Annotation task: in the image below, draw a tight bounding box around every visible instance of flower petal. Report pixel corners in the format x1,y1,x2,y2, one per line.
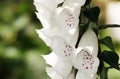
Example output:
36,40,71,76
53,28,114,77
76,71,95,79
78,28,98,56
35,11,51,28
36,29,52,46
53,55,73,78
34,0,63,28
52,7,79,45
51,36,75,59
42,52,58,67
34,0,62,13
63,0,86,7
72,48,99,76
46,67,63,79
43,52,73,79
53,7,79,34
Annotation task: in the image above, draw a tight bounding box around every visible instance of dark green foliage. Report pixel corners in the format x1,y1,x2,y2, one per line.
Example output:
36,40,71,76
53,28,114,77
101,51,119,70
100,67,109,79
99,24,120,29
100,36,115,52
83,7,100,24
84,0,92,6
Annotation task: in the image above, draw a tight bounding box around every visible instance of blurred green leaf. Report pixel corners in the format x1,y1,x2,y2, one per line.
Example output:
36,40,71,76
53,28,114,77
2,47,22,59
0,25,17,44
0,56,25,79
24,51,50,79
12,14,30,31
100,36,115,52
0,0,51,78
101,51,119,70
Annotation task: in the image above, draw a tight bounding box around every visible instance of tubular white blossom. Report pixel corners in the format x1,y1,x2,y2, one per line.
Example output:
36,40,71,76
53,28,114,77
72,28,99,78
34,0,84,46
77,28,98,56
72,48,99,76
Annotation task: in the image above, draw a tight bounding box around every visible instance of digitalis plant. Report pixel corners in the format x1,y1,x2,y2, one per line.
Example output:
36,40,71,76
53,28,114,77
34,0,120,79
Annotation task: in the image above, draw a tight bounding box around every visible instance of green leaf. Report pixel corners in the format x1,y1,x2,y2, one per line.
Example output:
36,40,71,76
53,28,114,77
101,51,119,70
100,36,115,52
100,67,108,79
83,7,100,23
84,0,92,6
99,24,120,29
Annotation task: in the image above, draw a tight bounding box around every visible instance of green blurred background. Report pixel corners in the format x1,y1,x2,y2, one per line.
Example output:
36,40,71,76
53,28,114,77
0,0,120,79
0,0,51,79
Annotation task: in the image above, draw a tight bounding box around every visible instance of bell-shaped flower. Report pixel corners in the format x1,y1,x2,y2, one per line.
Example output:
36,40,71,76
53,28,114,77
72,28,99,79
42,28,99,79
42,36,75,79
34,0,86,46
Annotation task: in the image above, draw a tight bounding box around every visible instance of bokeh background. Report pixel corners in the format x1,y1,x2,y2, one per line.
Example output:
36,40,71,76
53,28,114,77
0,0,120,79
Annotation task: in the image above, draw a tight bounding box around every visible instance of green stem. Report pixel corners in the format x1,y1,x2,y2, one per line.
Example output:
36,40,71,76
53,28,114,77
99,24,120,29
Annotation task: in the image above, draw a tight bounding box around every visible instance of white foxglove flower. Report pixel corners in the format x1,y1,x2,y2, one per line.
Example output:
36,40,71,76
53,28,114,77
72,28,99,79
43,29,99,79
77,28,99,56
34,0,100,79
43,36,74,79
34,0,86,46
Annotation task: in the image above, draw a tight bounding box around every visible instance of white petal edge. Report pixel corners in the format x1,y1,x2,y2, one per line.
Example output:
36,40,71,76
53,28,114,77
53,55,73,78
76,71,96,79
63,0,86,7
42,52,58,67
46,67,63,79
34,0,64,28
72,48,99,76
42,51,73,79
36,29,52,46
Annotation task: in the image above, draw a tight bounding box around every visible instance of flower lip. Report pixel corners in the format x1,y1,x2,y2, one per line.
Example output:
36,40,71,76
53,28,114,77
51,36,75,60
72,47,99,76
79,49,95,70
53,7,78,29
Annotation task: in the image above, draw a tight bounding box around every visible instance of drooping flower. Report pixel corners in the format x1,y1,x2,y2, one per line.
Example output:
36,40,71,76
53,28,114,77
72,28,99,79
34,0,86,46
43,36,75,79
42,28,99,79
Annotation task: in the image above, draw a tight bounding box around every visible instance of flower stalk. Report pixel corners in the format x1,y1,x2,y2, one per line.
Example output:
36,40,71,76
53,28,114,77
34,0,120,79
